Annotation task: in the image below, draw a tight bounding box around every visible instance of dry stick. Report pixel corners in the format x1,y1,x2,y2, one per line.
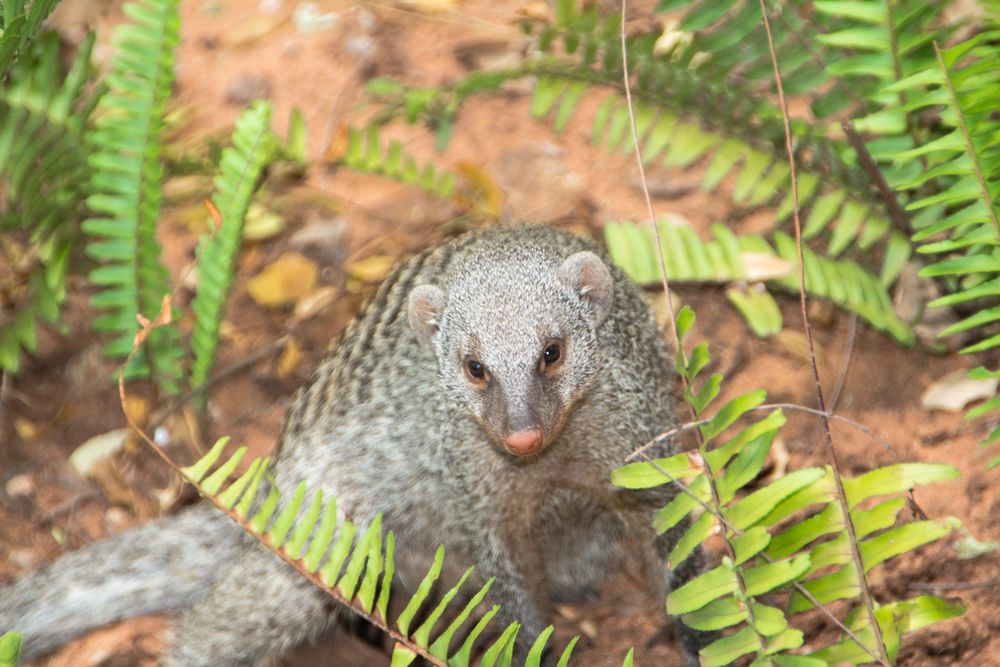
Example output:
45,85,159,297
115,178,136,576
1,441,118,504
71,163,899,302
841,120,912,236
758,2,890,664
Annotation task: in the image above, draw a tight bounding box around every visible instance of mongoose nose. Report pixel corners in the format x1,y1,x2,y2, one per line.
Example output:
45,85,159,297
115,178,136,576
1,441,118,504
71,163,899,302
503,429,544,456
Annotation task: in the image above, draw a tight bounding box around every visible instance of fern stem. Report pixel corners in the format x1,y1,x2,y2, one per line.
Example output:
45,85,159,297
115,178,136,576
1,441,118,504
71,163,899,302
841,120,912,236
934,40,1000,237
759,2,890,663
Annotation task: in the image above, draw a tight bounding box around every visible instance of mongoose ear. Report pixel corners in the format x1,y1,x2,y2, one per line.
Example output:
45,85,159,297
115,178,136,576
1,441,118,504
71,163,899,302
559,251,613,327
408,284,447,350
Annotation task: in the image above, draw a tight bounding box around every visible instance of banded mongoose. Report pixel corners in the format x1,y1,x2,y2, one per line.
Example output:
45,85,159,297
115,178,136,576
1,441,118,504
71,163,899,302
0,224,710,664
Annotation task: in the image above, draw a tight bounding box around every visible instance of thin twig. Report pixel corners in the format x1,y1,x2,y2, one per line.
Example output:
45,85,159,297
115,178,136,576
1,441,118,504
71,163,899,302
840,120,912,236
758,2,889,663
620,2,678,345
627,402,897,463
827,313,858,414
618,0,773,648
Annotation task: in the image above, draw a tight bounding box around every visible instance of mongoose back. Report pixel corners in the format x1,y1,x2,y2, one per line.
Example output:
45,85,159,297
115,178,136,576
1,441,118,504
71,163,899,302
1,225,709,664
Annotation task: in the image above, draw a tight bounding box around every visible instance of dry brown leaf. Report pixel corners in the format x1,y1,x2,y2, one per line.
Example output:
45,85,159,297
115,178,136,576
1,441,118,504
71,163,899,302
396,0,458,14
455,161,504,218
226,15,287,47
123,396,149,430
277,338,302,379
921,369,999,413
293,286,339,322
247,252,319,307
764,437,790,483
69,429,129,478
346,254,395,283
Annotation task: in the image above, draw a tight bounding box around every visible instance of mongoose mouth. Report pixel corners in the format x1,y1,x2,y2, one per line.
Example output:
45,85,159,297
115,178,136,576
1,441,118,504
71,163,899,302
503,428,544,456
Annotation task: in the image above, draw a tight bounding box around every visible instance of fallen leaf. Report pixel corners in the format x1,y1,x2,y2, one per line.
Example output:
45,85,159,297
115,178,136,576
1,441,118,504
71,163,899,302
741,252,793,282
13,417,40,440
277,337,302,378
953,528,1000,560
763,438,790,483
396,0,457,13
5,473,34,497
226,15,287,47
921,368,999,412
123,396,149,429
247,252,319,307
346,254,395,283
69,429,129,478
293,286,338,322
243,202,285,241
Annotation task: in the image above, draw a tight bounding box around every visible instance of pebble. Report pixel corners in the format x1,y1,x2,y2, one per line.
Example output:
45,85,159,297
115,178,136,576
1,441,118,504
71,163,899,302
5,473,35,498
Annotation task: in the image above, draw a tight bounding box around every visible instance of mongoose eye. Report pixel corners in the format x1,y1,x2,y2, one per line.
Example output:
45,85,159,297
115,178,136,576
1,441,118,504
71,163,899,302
465,358,487,382
539,341,563,373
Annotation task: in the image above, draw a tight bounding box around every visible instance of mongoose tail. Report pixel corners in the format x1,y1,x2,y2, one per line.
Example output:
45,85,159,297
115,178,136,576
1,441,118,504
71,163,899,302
0,506,240,659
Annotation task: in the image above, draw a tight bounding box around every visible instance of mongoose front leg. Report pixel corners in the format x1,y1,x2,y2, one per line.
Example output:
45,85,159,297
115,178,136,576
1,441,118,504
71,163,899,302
658,523,717,667
166,546,336,666
473,533,550,662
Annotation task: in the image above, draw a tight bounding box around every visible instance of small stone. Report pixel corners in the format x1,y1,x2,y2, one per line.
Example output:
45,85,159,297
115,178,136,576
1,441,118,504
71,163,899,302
10,549,35,569
5,473,35,498
225,76,272,106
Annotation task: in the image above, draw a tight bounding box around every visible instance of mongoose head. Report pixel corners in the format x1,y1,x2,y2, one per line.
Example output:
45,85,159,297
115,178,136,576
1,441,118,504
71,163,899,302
408,249,613,458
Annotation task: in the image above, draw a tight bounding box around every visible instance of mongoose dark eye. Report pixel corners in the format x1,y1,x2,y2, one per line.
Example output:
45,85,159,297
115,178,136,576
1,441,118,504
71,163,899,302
539,341,563,374
465,358,487,382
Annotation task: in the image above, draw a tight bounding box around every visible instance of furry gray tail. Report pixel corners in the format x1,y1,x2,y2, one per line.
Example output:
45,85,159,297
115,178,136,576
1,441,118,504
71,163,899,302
0,504,243,660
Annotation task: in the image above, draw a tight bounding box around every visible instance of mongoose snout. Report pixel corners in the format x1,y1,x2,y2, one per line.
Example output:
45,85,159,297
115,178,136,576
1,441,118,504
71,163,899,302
503,428,544,455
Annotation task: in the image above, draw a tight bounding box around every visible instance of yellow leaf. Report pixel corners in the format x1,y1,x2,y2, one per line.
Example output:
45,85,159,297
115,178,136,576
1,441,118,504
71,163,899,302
277,338,302,378
243,202,285,241
14,417,40,440
346,254,395,283
123,396,150,429
247,252,319,307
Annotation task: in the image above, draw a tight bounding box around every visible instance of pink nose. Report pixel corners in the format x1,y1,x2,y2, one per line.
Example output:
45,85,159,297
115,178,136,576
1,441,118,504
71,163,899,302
504,429,544,456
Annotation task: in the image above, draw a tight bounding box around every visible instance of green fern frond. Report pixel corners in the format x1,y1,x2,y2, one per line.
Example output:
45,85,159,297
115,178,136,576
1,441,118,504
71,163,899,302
189,100,277,397
0,631,21,667
0,32,96,374
613,306,962,665
336,125,456,197
178,437,640,666
0,0,61,75
82,0,184,394
604,219,913,343
885,29,1000,455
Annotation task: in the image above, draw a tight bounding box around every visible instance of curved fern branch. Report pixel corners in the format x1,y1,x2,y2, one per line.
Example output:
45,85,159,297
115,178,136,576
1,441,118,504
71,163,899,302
188,100,277,398
82,0,184,394
158,435,637,666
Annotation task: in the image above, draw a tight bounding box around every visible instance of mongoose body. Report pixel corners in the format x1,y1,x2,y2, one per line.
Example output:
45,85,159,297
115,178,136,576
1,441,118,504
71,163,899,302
1,225,706,664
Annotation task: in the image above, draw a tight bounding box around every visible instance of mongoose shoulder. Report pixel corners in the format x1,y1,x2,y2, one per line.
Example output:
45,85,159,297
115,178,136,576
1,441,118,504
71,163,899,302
2,224,709,665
